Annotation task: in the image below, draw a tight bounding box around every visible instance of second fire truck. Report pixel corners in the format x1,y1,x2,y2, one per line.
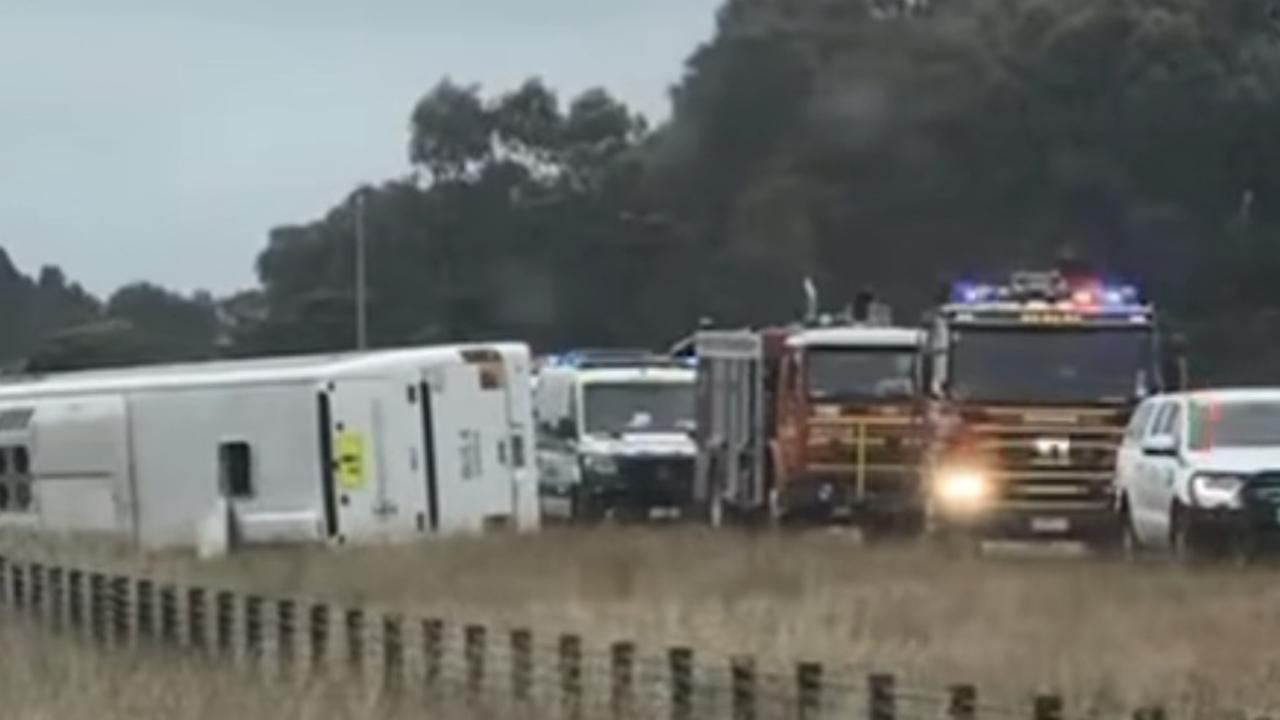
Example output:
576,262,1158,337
921,269,1181,548
692,295,926,536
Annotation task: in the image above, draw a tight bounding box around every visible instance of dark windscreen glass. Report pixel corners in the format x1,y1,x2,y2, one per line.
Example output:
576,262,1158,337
950,327,1152,403
1189,400,1280,448
583,383,694,435
807,348,916,400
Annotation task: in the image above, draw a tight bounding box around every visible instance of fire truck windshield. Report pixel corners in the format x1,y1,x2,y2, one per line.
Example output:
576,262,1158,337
949,326,1152,404
806,347,916,400
582,382,695,435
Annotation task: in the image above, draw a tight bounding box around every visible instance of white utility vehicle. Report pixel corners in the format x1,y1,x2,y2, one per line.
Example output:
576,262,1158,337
533,350,696,522
1115,388,1280,558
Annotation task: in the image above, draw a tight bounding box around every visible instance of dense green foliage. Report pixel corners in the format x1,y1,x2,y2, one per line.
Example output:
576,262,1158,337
5,0,1280,382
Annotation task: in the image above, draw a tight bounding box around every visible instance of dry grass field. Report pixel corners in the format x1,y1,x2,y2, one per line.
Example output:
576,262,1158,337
4,528,1280,718
0,620,430,720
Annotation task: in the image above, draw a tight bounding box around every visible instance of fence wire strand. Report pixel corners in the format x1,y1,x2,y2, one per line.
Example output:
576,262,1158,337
0,554,1239,720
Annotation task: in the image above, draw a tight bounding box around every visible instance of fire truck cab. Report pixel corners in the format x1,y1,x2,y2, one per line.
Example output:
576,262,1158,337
693,318,926,534
923,270,1173,546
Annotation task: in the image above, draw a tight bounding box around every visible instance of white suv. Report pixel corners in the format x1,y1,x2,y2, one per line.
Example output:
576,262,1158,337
1115,389,1280,559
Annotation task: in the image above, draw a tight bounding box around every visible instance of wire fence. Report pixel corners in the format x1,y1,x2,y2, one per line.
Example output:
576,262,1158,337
0,553,1234,720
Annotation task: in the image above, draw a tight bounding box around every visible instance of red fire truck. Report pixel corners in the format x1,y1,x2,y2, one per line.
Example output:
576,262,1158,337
692,305,926,536
921,269,1183,548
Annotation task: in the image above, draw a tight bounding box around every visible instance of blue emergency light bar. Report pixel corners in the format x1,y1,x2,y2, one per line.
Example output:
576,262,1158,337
950,277,1141,308
544,349,690,370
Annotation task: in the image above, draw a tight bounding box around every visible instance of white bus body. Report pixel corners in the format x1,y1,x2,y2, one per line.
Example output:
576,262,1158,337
0,343,539,550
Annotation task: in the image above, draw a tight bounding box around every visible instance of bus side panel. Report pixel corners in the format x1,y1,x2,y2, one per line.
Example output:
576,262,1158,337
129,384,321,550
426,363,511,533
324,378,396,543
370,373,432,538
500,348,539,532
29,394,131,536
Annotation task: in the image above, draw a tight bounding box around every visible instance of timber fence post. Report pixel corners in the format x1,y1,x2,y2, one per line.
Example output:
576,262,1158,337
610,641,636,719
89,572,107,645
276,598,296,679
870,673,896,720
669,646,694,720
797,661,823,720
464,624,487,703
188,587,207,652
68,570,84,632
160,584,178,646
559,634,584,720
1034,695,1064,720
731,656,757,720
381,613,404,695
1134,707,1167,720
216,590,236,658
12,562,26,611
345,608,366,677
422,618,444,694
136,579,155,641
949,685,977,720
511,629,534,706
48,566,64,632
30,563,44,618
309,602,330,675
245,595,265,663
110,575,130,646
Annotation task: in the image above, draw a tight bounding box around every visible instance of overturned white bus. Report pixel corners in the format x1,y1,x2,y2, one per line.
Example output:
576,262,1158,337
0,343,539,551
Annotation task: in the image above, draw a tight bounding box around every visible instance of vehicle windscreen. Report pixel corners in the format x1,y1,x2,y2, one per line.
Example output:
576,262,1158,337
583,382,695,435
807,348,916,400
949,327,1152,404
1189,400,1280,449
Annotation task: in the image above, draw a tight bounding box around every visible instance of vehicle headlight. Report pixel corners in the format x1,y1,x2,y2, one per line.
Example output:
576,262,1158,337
1190,473,1245,510
581,454,619,476
935,468,991,508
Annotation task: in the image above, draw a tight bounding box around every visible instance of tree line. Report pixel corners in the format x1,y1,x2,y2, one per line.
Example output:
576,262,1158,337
4,0,1280,383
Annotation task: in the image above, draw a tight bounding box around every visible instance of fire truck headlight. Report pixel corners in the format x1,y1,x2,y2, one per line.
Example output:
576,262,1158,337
935,469,990,507
582,454,619,476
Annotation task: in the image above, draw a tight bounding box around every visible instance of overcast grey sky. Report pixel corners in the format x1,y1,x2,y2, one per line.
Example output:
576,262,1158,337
0,0,721,295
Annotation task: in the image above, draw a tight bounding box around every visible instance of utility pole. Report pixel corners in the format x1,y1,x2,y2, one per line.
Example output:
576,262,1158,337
354,188,369,351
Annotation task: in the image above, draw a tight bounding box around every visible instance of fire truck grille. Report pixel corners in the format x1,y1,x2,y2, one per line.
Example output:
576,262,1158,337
807,420,923,476
972,422,1124,507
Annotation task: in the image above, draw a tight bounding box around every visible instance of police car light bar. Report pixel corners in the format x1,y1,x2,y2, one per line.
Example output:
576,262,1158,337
546,349,688,370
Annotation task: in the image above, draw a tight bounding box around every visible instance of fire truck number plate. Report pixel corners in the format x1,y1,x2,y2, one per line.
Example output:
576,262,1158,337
1030,516,1069,533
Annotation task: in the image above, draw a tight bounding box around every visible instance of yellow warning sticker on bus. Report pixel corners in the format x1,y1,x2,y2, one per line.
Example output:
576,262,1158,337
335,430,367,490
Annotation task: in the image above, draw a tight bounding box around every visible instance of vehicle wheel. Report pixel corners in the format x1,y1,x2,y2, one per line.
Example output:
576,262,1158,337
1170,503,1206,564
1224,526,1256,567
859,517,889,546
925,518,981,559
1086,532,1119,558
571,487,605,526
1120,507,1144,562
865,509,925,546
1084,514,1124,558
